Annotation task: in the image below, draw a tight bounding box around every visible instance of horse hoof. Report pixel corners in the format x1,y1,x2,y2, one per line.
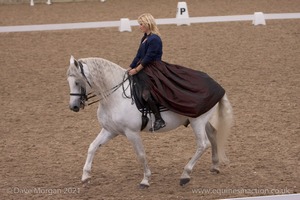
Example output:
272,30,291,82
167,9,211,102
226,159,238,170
210,168,220,174
139,184,149,189
82,177,91,187
180,178,190,186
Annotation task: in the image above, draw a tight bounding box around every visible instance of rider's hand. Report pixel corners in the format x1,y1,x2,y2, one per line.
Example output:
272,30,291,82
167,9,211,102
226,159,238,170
128,68,138,76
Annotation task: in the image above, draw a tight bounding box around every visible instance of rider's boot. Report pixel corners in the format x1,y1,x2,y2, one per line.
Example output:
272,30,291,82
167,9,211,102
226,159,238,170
147,97,166,131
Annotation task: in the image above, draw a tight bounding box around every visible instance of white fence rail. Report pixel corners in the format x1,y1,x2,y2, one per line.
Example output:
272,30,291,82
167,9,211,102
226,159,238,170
0,13,299,33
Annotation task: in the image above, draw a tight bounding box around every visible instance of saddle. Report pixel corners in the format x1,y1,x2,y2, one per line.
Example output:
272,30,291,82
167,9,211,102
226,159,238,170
127,75,190,131
128,76,168,131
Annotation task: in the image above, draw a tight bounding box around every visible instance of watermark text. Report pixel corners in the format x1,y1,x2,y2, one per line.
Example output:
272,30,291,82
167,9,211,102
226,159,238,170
6,187,80,196
192,187,292,195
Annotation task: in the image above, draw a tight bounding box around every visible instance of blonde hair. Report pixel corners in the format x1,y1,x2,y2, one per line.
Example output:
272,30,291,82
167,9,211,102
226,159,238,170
138,13,161,36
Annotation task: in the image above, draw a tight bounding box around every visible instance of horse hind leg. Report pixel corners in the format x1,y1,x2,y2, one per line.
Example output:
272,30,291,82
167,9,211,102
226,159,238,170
180,121,211,186
180,107,216,186
206,122,220,174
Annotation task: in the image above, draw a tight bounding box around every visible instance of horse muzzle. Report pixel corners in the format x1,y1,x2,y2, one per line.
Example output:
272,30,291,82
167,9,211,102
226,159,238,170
69,90,87,112
69,99,85,112
70,104,80,112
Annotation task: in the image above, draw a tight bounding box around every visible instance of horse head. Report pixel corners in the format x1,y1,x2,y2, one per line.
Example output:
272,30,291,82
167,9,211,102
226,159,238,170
67,55,92,112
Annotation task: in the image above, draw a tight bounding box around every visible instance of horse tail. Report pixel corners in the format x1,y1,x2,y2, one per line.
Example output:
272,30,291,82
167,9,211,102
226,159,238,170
211,93,233,164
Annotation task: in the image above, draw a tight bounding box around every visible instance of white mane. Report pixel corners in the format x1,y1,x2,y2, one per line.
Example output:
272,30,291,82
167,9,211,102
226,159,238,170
79,57,126,101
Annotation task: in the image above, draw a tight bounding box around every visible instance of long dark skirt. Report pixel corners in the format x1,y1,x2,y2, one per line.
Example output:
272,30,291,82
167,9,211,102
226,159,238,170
133,61,225,118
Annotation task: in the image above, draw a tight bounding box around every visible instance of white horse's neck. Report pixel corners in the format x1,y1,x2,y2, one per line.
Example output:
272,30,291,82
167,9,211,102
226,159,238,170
80,57,126,102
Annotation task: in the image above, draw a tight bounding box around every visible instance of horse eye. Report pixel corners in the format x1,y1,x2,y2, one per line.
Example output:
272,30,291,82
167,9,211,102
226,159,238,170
75,82,79,86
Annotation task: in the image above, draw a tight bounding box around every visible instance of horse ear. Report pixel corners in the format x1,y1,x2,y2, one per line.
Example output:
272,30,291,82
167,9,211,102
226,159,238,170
70,55,75,64
70,55,79,68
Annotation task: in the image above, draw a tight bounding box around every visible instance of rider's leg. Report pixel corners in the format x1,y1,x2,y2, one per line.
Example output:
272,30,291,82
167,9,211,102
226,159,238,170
142,90,166,131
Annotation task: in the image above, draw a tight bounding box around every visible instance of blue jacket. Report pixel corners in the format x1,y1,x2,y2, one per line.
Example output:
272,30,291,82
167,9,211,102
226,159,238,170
130,33,163,68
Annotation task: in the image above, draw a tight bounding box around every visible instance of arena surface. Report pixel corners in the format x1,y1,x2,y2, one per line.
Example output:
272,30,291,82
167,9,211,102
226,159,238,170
0,0,299,199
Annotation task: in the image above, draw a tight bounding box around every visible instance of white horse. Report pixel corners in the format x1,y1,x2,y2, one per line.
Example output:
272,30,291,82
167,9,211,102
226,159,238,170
67,56,233,188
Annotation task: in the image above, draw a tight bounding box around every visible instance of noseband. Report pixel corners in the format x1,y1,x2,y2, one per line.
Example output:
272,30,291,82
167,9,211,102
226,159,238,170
70,86,89,109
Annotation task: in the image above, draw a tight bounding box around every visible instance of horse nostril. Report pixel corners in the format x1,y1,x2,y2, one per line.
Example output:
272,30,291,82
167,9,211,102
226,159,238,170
71,106,80,112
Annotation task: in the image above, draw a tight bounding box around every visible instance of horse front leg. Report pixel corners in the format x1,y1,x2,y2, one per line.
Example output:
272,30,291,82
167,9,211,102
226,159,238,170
82,128,117,185
125,131,151,188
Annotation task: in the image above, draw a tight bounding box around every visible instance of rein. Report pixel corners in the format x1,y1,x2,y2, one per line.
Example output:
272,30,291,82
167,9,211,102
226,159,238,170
73,72,131,106
88,73,130,105
70,60,132,107
90,73,134,106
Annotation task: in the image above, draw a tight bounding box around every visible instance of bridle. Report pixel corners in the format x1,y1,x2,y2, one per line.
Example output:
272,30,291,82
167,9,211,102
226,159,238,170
69,61,93,109
70,86,89,108
69,61,131,108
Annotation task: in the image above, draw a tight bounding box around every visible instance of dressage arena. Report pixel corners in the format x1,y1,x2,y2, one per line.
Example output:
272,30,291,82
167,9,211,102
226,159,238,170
0,0,299,199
